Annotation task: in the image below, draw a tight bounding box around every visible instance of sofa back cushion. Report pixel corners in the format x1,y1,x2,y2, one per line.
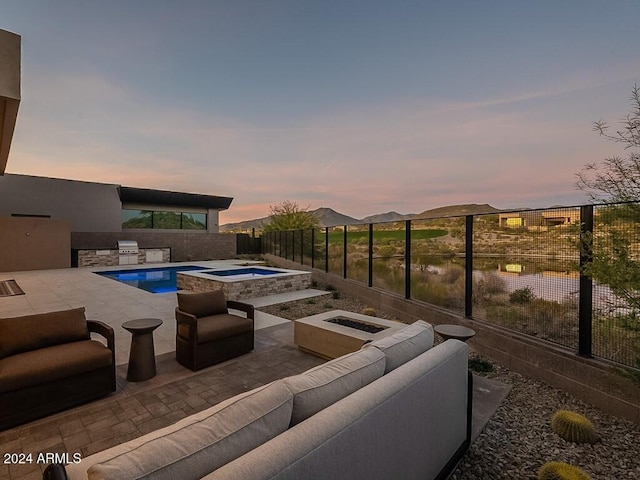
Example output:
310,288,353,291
363,320,434,373
177,290,228,318
283,347,385,427
82,381,293,480
0,307,89,359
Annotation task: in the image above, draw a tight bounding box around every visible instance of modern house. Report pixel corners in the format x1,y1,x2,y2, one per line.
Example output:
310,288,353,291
498,208,580,230
0,29,236,272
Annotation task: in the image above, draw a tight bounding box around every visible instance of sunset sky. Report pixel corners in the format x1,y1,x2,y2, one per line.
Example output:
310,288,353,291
2,1,639,224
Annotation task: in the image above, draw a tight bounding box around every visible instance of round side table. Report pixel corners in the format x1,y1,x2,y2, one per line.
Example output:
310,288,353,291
434,324,476,342
122,318,163,382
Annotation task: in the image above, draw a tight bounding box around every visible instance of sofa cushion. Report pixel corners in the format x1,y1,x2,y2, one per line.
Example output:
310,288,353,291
177,290,228,318
81,381,293,480
0,340,112,393
196,314,253,343
363,320,434,373
283,347,385,427
0,307,89,359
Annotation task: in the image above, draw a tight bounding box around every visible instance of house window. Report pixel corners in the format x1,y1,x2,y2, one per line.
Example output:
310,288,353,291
122,210,207,230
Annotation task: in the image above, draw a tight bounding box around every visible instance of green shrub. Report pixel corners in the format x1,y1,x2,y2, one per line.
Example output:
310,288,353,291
537,461,591,480
510,286,535,304
550,410,598,444
332,291,341,299
468,357,494,373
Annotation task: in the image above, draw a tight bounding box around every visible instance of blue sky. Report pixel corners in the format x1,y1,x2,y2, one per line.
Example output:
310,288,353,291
2,1,639,223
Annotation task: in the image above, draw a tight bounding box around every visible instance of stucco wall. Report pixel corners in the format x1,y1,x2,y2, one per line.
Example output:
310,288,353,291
0,174,122,232
0,29,21,175
0,217,70,271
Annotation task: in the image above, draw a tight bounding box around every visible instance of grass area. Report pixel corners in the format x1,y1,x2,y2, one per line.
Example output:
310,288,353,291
328,228,447,243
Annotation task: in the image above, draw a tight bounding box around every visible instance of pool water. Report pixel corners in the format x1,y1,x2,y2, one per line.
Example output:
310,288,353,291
96,265,207,293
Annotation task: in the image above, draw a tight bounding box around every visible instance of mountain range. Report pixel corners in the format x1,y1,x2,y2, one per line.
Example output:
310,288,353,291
220,203,501,232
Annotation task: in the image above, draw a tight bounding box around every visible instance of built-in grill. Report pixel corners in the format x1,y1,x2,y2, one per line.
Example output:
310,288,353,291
117,240,139,265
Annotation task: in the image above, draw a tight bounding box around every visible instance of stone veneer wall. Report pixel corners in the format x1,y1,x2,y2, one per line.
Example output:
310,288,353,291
177,272,311,301
71,231,236,262
264,254,640,425
77,248,171,267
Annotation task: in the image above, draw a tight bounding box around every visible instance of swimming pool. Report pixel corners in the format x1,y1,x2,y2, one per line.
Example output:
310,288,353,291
96,265,208,293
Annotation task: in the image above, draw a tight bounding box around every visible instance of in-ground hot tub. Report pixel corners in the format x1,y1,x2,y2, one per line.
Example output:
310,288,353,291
177,266,312,300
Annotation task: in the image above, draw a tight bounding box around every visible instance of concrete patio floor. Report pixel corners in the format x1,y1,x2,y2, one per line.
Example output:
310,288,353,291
0,264,510,480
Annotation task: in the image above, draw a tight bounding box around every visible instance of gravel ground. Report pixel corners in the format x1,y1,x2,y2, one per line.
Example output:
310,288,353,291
258,292,640,480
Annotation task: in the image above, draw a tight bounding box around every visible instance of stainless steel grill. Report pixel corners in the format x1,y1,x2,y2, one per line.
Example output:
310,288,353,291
117,240,139,265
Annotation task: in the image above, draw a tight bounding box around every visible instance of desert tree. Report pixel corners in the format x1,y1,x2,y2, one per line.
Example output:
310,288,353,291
262,200,320,232
575,85,640,326
576,84,640,205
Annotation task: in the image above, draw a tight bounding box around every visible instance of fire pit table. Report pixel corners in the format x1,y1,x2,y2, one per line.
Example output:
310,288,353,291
294,310,406,360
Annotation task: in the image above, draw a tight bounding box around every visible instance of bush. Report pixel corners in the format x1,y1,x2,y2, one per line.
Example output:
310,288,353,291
468,357,494,373
510,286,535,304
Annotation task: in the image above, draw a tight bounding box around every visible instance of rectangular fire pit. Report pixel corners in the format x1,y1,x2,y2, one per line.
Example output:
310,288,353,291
294,310,405,360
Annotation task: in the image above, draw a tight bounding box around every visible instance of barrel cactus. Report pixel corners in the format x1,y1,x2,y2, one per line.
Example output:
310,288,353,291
551,410,598,444
361,307,376,316
538,461,591,480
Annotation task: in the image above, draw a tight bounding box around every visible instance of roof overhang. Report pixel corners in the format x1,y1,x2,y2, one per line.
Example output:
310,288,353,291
119,186,233,210
0,29,21,175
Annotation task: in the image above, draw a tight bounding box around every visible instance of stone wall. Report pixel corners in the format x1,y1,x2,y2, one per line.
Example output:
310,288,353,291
76,248,171,267
177,271,311,300
264,254,640,425
71,231,236,261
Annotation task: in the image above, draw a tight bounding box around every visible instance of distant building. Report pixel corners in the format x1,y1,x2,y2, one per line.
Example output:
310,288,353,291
499,209,580,230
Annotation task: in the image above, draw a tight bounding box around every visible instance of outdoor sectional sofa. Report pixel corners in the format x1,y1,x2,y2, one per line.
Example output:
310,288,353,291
48,320,472,480
0,307,116,431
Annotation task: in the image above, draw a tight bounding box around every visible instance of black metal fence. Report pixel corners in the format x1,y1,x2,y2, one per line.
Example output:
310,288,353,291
262,203,640,370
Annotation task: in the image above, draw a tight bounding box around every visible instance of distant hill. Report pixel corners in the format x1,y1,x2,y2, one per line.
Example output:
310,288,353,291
414,204,501,218
360,211,413,223
220,215,270,233
220,203,502,232
219,207,359,232
313,207,359,226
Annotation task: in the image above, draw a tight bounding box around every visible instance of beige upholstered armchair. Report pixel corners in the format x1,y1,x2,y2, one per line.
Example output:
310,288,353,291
175,290,254,371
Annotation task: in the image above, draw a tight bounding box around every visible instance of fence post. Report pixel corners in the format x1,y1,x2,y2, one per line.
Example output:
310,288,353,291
465,215,473,318
343,226,348,279
579,205,594,358
405,220,411,299
368,224,373,287
300,229,304,265
325,228,329,273
311,229,315,268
